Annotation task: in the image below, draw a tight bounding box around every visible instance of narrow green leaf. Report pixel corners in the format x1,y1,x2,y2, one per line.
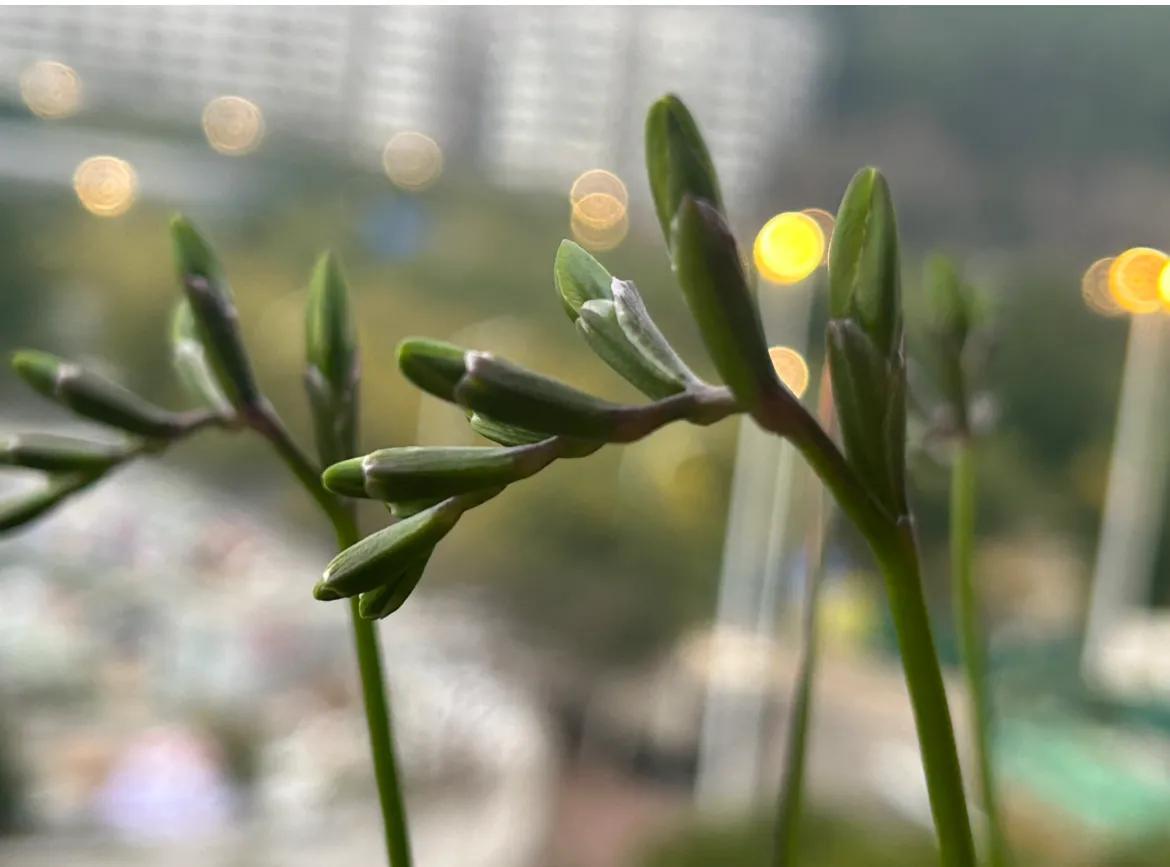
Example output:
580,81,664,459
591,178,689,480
12,350,192,439
325,441,560,502
0,432,132,473
645,94,724,248
670,197,778,411
828,168,902,360
171,301,232,415
171,215,262,411
554,239,613,320
397,338,469,403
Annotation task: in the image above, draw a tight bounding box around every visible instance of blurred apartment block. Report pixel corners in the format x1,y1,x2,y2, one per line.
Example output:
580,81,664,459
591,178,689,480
0,6,819,218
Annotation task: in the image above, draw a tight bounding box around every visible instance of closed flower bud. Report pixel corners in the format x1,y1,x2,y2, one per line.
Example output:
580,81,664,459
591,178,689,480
397,338,469,403
0,432,131,473
314,490,495,601
324,440,560,503
670,197,778,413
305,252,359,465
829,168,902,361
577,299,683,399
171,301,232,416
824,168,909,515
171,215,262,411
357,555,431,619
645,94,724,248
12,350,193,439
556,240,696,399
455,352,625,441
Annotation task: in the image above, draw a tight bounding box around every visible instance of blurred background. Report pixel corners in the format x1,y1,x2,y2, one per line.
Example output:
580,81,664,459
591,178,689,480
1,6,1170,866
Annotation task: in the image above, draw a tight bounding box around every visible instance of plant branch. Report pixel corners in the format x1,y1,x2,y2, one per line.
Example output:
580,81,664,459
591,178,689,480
952,438,1008,867
756,392,976,867
247,400,413,867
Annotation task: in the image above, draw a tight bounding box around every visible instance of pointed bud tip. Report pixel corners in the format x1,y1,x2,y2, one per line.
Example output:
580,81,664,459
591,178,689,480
170,214,216,278
313,580,343,602
321,457,367,498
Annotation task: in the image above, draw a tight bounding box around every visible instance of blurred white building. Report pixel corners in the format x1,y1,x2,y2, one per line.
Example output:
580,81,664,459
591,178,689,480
0,6,821,214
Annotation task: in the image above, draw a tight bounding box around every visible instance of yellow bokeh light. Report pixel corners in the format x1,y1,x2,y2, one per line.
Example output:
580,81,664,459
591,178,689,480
1108,247,1167,314
73,156,137,218
1081,257,1124,317
568,169,628,247
20,60,82,119
383,131,443,191
202,96,265,156
571,207,628,252
754,211,826,286
570,169,628,211
1159,260,1170,309
768,345,810,398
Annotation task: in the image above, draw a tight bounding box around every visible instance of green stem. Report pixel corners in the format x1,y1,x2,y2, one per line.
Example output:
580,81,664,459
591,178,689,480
759,399,976,867
249,402,412,867
772,471,827,867
952,439,1008,867
874,521,976,867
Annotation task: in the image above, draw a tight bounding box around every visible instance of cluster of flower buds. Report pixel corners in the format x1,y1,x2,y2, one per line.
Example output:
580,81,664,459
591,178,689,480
315,94,908,619
2,215,361,537
1,340,225,529
825,169,910,518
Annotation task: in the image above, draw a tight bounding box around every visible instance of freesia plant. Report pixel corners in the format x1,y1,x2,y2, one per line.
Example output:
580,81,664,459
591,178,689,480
2,94,985,866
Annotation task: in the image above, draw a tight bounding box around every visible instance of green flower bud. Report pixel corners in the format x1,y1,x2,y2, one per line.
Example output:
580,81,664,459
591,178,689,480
12,350,193,439
314,491,493,600
645,94,724,248
827,320,906,515
577,299,683,399
305,252,359,465
171,215,262,411
670,196,777,412
454,352,618,441
357,554,430,619
0,433,132,473
397,338,469,403
171,301,232,416
829,168,902,360
923,255,971,349
324,440,560,503
611,278,702,389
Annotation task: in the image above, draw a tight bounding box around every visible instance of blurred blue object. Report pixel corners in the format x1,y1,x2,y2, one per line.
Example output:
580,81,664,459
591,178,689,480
359,196,431,261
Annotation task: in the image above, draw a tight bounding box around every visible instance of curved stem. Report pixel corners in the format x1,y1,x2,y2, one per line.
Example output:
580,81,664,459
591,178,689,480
952,439,1009,867
249,401,412,867
757,397,976,867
